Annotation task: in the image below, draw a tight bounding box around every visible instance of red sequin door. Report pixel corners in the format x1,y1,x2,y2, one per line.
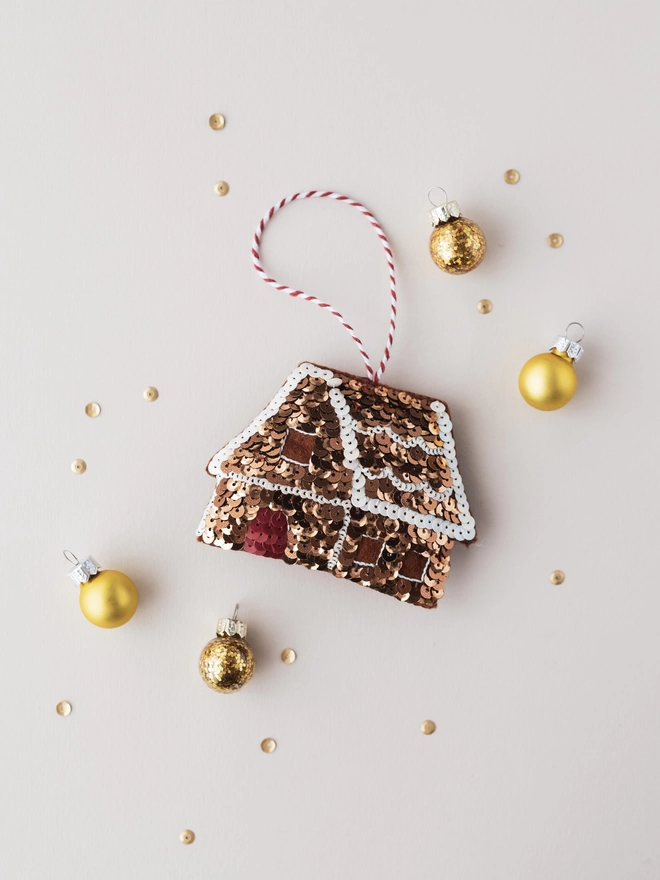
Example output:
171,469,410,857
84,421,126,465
244,508,288,559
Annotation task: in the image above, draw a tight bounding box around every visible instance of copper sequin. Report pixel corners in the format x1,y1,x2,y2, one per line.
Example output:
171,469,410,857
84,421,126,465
198,363,475,610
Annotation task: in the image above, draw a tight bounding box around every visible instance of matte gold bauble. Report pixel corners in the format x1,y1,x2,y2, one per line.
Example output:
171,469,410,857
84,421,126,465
427,189,486,275
66,554,138,628
518,325,585,411
199,609,254,693
518,351,576,411
80,570,138,628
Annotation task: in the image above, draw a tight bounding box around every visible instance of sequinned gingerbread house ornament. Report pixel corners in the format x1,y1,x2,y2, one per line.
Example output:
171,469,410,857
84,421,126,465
198,361,475,609
197,191,476,609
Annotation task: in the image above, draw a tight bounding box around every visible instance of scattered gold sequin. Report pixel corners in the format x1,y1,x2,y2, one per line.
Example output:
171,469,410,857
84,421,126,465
209,113,225,130
550,570,565,585
477,299,492,314
261,738,277,753
214,181,230,196
143,386,159,402
180,830,195,845
56,701,72,716
199,364,473,609
504,169,520,184
85,402,101,418
281,648,297,664
421,720,436,735
548,233,563,248
71,459,86,474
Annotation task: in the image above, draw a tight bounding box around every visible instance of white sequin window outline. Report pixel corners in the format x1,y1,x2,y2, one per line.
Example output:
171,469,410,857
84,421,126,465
280,426,317,466
397,551,431,584
352,535,385,569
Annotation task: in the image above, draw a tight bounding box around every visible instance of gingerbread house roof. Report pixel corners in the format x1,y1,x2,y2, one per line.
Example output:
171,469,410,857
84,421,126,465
202,362,475,543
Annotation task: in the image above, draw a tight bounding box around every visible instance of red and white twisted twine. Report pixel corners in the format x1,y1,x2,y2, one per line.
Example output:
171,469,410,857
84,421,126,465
251,191,398,383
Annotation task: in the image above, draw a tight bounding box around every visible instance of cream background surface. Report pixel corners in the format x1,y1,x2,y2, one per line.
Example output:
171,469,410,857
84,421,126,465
1,2,659,878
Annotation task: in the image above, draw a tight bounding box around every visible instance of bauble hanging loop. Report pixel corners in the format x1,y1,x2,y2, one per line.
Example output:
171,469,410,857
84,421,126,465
518,322,585,411
199,605,255,693
65,551,139,628
427,187,486,275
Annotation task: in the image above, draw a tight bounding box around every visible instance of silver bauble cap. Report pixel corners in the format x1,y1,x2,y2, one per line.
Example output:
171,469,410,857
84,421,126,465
551,336,584,363
67,555,101,585
429,200,461,226
216,616,247,639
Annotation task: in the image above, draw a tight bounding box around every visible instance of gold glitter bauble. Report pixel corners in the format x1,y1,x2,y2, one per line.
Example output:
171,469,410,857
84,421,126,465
429,217,486,275
79,570,138,628
199,633,255,693
518,350,577,411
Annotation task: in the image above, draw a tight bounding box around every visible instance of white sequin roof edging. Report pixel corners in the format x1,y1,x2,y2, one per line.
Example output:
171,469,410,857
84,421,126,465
207,364,335,476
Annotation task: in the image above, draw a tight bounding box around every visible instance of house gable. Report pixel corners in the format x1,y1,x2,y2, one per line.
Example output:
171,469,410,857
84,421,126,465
208,364,352,503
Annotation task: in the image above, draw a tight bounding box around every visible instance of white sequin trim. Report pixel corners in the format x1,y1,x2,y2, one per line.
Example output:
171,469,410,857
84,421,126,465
214,470,350,511
326,509,352,570
353,424,445,457
358,467,453,503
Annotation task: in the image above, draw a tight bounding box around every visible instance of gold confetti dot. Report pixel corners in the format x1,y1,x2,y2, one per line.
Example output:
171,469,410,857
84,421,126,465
261,738,277,753
209,113,225,130
180,830,195,845
85,402,101,418
504,169,520,184
281,648,296,664
214,181,229,197
71,459,86,474
421,720,436,735
548,233,563,248
550,570,565,585
143,386,159,402
477,299,492,314
56,701,72,717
